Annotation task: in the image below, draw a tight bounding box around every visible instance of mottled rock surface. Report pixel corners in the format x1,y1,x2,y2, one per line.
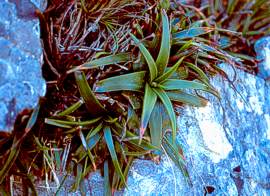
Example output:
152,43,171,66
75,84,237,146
0,0,46,131
255,36,270,80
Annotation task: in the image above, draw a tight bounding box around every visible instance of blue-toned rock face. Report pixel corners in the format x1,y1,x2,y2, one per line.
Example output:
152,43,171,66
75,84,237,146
0,0,46,132
255,37,270,80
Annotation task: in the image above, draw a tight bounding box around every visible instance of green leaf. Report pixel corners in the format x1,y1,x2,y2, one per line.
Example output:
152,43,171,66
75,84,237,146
0,137,21,184
156,9,171,75
45,117,101,128
149,101,163,149
95,71,146,92
152,88,177,142
242,15,252,35
127,105,140,130
124,150,151,156
0,104,40,184
140,83,157,141
178,40,193,51
184,62,210,85
57,100,84,116
72,164,83,191
155,56,185,83
194,42,227,59
227,0,238,15
75,133,102,161
104,160,112,196
118,157,134,189
122,92,142,110
160,0,170,9
75,71,106,117
25,104,40,132
87,133,102,150
163,136,190,183
86,123,103,140
53,143,61,170
79,130,96,170
55,174,68,195
227,51,255,62
166,90,208,107
68,53,131,73
172,27,213,41
104,126,126,186
130,33,158,81
112,124,159,151
160,79,208,91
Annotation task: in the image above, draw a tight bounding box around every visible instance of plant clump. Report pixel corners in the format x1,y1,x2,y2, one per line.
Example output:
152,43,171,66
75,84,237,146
0,0,269,194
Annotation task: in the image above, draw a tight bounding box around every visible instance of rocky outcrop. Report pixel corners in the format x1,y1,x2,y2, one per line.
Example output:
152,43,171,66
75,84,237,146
32,37,270,195
122,40,270,195
0,0,46,131
255,37,270,80
2,1,269,193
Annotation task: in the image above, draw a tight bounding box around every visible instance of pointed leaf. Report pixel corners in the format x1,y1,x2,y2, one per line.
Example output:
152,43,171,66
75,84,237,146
25,104,40,132
45,117,101,128
156,9,171,75
79,130,96,170
127,105,140,130
166,90,208,107
227,0,238,15
0,104,41,183
95,71,146,92
87,133,102,150
140,83,157,141
149,101,163,149
68,53,131,73
86,123,103,140
57,100,84,116
0,138,21,184
163,136,190,182
75,133,101,161
184,62,210,85
160,0,170,9
160,79,208,91
178,40,193,51
130,33,157,81
104,126,126,186
104,160,112,196
72,164,83,191
172,27,213,41
118,157,134,189
122,92,142,110
124,131,160,151
193,42,231,60
152,88,177,142
124,150,151,156
75,71,106,117
155,57,185,83
112,123,160,151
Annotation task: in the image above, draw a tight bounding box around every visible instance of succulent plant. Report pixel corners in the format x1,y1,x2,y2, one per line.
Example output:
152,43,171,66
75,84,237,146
1,0,268,194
